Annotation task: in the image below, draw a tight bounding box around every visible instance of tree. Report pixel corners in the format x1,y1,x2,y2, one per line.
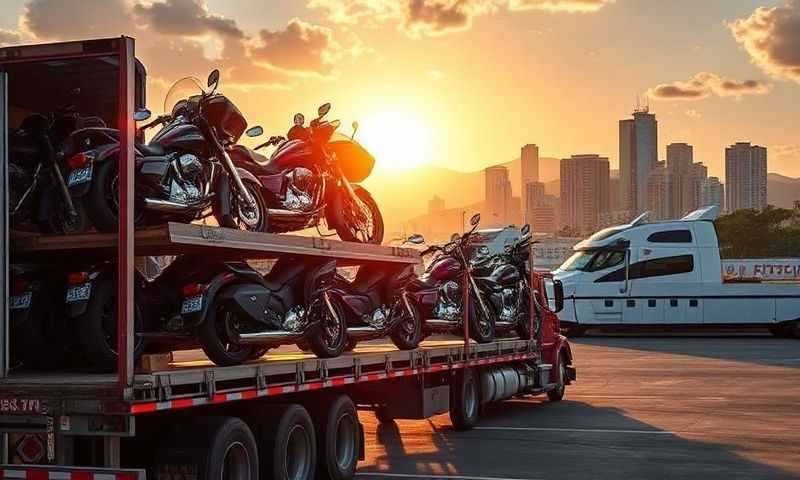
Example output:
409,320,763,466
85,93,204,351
715,207,800,258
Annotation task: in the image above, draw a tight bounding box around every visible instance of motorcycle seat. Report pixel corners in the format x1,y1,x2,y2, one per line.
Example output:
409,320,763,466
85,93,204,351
407,274,438,291
475,276,502,290
230,145,281,175
137,142,165,156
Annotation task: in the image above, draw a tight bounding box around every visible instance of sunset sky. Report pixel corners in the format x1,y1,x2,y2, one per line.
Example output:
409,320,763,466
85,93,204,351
1,0,798,181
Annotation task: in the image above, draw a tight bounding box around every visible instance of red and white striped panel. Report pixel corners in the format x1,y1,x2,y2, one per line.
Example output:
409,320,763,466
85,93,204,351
0,467,143,480
130,352,534,414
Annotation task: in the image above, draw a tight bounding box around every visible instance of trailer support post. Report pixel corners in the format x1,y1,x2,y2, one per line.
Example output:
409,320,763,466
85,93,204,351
463,269,470,359
116,37,136,395
0,71,8,379
103,437,120,468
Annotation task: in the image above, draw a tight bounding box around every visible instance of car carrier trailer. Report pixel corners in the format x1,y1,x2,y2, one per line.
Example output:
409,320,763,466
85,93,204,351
0,37,575,480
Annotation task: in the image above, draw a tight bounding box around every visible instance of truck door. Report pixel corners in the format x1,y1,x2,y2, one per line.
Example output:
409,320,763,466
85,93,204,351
579,249,629,324
627,248,699,325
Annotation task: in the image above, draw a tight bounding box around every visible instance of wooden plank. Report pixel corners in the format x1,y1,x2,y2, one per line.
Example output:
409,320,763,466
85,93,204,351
11,223,420,265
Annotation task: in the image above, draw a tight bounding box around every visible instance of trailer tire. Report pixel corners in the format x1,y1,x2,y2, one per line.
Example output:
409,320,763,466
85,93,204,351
258,404,317,480
450,368,479,431
158,417,258,480
311,395,360,480
547,355,567,402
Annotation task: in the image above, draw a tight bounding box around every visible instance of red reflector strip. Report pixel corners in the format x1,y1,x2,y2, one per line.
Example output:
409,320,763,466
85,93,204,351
0,469,143,480
129,352,536,414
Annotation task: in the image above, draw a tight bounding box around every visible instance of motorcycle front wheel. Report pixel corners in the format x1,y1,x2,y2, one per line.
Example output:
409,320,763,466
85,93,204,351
306,296,347,358
469,292,496,343
333,185,384,244
389,298,423,350
213,179,268,232
87,160,144,232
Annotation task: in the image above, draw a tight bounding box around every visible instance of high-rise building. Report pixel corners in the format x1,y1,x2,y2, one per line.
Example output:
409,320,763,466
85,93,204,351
647,162,673,220
666,143,694,217
524,181,557,233
560,155,610,235
609,170,622,212
620,107,658,213
485,165,512,225
521,144,539,187
692,162,708,212
725,142,767,212
701,177,725,211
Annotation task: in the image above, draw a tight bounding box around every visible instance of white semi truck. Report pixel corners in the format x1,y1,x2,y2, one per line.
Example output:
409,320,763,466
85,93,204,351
553,206,800,337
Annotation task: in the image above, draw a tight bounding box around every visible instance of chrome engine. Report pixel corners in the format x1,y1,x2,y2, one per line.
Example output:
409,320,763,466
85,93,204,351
169,154,204,204
434,280,462,322
498,287,519,323
362,306,390,330
281,167,316,212
282,306,308,333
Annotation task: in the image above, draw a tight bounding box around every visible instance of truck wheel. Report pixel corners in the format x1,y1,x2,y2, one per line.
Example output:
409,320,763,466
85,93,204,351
768,324,791,338
257,404,316,480
450,368,479,431
311,395,360,480
547,356,567,402
158,417,258,480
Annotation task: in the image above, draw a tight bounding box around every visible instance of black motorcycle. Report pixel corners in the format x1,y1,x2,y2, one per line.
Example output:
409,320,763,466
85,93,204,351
176,256,347,366
8,103,107,233
470,224,539,339
231,105,384,243
65,70,268,233
403,214,497,343
327,262,422,351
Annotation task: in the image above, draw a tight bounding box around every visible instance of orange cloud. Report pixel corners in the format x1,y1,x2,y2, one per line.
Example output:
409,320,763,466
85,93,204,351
728,0,800,84
647,72,771,101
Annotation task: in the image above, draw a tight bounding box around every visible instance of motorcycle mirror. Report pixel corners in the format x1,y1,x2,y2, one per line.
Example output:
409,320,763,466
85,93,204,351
318,103,331,118
245,126,264,138
207,69,220,90
521,224,531,236
351,121,359,140
294,113,305,126
133,108,152,122
469,213,481,227
407,234,425,245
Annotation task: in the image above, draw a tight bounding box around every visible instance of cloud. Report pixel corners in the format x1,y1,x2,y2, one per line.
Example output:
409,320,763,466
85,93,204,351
251,18,344,76
0,29,22,46
728,0,800,84
647,72,771,100
308,0,610,37
133,0,244,39
507,0,614,13
685,109,702,119
773,144,800,158
23,0,135,39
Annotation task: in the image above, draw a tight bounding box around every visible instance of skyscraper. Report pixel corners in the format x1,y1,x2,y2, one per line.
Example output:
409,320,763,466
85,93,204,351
521,144,539,187
485,165,512,225
560,155,610,235
666,143,694,216
692,162,708,212
619,107,658,213
725,142,767,212
524,181,557,234
647,162,673,220
701,177,725,211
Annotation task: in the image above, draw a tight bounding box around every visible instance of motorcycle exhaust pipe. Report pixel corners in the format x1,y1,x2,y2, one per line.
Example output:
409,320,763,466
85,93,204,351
347,326,381,340
144,197,192,212
236,329,305,346
267,208,304,218
425,319,459,330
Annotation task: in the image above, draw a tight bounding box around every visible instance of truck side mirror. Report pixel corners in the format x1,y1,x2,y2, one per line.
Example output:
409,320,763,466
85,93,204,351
553,279,564,313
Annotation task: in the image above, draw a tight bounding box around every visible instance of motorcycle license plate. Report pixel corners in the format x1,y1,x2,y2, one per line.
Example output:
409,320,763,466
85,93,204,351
67,165,92,186
181,295,203,314
9,292,32,310
66,283,92,303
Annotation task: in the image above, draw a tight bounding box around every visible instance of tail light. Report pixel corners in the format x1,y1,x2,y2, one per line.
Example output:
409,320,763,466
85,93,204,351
68,153,90,169
11,280,31,295
67,272,89,285
182,283,205,297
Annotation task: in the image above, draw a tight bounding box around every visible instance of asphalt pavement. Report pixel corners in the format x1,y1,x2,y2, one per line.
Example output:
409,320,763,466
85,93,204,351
356,335,800,480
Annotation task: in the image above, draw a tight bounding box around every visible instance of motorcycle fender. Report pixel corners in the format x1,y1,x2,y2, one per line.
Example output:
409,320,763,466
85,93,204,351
214,170,233,223
217,283,274,326
302,259,338,303
236,167,259,185
68,144,120,197
184,271,232,328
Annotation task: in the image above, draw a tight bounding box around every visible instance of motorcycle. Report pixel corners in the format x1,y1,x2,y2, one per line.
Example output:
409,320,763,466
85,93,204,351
231,105,384,243
176,256,347,366
327,262,422,351
403,213,497,343
470,224,540,339
8,102,107,233
65,69,268,233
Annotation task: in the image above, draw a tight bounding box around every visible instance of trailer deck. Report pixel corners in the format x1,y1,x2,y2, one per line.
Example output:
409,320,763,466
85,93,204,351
0,339,536,416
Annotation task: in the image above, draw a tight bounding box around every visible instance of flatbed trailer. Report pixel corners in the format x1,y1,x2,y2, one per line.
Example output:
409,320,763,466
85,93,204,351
0,37,575,480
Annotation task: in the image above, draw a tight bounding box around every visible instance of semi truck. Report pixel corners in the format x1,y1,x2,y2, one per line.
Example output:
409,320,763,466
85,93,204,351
0,37,575,480
553,206,800,337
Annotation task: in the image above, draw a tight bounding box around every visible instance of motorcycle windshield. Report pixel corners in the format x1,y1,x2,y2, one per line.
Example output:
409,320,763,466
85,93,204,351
163,77,204,115
328,133,375,183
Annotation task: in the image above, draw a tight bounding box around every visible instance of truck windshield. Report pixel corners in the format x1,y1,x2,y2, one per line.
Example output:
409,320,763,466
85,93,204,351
559,249,626,272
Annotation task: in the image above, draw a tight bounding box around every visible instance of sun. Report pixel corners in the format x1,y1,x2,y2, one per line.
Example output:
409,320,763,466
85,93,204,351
355,109,433,172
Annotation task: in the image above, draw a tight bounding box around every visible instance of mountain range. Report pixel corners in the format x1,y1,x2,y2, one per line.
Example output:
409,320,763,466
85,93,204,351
365,159,800,235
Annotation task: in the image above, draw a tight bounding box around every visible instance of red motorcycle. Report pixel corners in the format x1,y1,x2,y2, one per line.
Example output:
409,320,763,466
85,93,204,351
231,104,384,244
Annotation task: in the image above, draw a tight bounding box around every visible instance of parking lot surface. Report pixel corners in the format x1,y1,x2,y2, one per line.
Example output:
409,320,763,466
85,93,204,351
357,335,800,480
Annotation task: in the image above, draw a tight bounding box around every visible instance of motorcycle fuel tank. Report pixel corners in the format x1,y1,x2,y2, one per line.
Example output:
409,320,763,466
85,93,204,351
151,123,206,154
487,264,520,286
427,256,462,281
270,139,313,172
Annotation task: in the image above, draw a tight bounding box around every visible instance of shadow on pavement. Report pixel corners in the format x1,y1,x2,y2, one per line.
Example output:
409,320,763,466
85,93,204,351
359,399,797,480
569,335,800,368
